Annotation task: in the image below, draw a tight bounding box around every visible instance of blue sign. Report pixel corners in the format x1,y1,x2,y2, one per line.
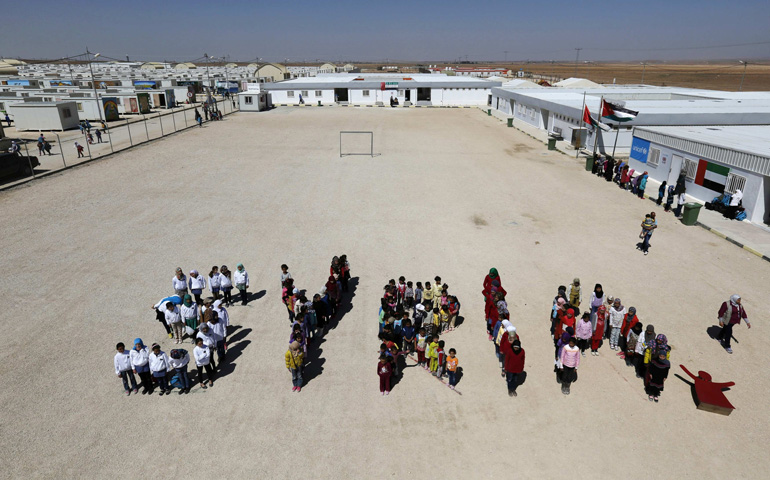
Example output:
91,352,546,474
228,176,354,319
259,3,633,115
630,137,650,163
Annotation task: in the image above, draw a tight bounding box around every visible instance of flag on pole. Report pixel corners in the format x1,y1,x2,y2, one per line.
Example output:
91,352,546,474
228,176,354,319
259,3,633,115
601,100,638,122
583,106,611,131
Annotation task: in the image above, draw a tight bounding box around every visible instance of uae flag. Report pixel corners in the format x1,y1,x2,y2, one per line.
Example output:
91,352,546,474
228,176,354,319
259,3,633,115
694,159,729,193
583,106,611,131
601,100,638,122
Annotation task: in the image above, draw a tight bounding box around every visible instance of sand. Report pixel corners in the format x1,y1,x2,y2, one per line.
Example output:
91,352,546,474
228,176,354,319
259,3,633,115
0,106,767,479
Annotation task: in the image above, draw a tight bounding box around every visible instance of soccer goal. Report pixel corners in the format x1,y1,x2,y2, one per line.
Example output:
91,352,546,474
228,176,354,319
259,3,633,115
339,131,374,158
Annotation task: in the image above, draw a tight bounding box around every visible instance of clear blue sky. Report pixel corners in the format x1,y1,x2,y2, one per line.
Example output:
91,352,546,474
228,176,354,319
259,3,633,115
2,0,769,62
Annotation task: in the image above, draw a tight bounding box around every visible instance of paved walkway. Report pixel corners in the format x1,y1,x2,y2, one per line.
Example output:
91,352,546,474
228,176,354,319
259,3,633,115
485,106,770,261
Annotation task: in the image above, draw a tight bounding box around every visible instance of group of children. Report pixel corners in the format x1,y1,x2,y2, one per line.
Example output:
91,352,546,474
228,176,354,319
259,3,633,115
483,269,526,397
170,264,251,308
550,281,672,401
116,266,242,396
284,256,352,392
376,275,462,394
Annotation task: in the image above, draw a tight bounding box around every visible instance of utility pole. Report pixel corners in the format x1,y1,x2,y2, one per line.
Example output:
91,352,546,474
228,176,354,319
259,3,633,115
574,48,582,77
86,48,105,123
203,53,212,103
504,50,508,63
640,62,647,84
739,61,748,91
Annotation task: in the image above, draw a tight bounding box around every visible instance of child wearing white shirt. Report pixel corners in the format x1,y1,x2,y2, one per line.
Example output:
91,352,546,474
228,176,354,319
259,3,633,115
234,263,250,305
148,344,171,395
194,338,216,388
130,338,152,394
114,342,137,395
208,266,222,300
220,265,233,306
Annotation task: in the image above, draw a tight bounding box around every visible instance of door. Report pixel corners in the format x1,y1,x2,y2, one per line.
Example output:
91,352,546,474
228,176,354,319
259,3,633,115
404,89,411,102
668,154,683,185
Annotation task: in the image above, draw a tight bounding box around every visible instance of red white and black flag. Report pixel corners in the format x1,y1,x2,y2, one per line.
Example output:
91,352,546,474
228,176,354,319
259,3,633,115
583,106,611,131
601,100,638,122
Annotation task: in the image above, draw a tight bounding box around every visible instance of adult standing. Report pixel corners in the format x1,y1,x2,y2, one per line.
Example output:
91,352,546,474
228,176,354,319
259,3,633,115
717,295,750,354
724,189,743,219
674,189,687,217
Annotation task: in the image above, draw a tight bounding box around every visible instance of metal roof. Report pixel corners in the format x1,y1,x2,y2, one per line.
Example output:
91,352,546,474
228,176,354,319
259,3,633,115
261,73,499,90
634,125,770,176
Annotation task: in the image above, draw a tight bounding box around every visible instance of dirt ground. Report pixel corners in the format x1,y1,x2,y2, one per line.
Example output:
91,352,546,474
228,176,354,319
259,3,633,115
1,107,767,479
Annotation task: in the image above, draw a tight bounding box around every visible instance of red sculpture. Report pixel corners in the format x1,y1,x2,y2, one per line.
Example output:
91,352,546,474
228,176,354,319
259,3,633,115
680,365,735,416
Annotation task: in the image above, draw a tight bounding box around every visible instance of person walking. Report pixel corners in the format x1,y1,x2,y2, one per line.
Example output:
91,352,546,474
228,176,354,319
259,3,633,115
717,295,750,354
656,181,667,205
4,113,10,126
639,214,655,255
74,141,85,158
95,129,103,143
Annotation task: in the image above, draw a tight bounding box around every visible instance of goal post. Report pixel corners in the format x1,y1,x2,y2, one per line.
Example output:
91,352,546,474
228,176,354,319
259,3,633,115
340,131,374,157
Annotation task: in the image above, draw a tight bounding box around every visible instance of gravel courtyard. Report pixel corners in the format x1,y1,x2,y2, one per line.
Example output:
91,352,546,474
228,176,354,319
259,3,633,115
1,106,767,479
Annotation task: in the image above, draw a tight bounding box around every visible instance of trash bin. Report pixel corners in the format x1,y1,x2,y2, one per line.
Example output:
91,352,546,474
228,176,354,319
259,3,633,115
317,101,321,106
681,203,703,226
585,156,593,171
507,118,513,127
487,109,491,116
548,137,557,150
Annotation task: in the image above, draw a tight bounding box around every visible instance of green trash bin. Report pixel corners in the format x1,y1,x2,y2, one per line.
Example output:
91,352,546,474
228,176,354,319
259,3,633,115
317,101,321,106
487,109,491,116
681,203,703,226
585,156,593,171
548,137,557,150
507,118,513,127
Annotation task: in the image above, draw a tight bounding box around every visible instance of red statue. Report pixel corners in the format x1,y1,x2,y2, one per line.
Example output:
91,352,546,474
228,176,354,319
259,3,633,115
680,365,735,416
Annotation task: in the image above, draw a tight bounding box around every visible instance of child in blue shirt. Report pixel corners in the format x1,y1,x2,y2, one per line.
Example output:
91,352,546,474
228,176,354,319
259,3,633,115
402,319,415,356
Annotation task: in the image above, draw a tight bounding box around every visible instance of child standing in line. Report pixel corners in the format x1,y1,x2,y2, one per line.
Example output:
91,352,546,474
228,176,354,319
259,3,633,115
448,296,460,331
440,306,450,333
164,301,184,345
193,337,216,389
413,303,426,331
559,337,580,395
148,343,171,396
446,348,459,389
180,295,200,344
422,281,434,311
568,278,582,315
416,328,428,367
286,341,304,392
220,265,233,306
429,307,440,338
575,313,593,357
427,336,439,372
405,281,414,310
608,298,627,350
397,276,407,308
130,338,152,394
378,354,392,395
172,267,188,298
280,264,292,288
402,319,415,356
435,340,446,377
626,322,644,369
188,270,207,305
440,290,449,310
664,183,676,211
414,282,423,307
645,350,670,402
208,266,222,300
234,263,249,305
432,278,443,310
169,348,191,395
114,342,138,396
339,255,351,292
591,306,607,356
389,345,404,377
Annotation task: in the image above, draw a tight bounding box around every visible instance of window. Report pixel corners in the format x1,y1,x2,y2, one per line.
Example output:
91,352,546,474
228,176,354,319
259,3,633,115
398,90,404,96
0,102,4,110
315,90,322,97
362,90,370,97
21,93,29,97
301,90,308,97
725,172,747,195
287,91,294,97
244,96,253,105
683,158,698,181
62,108,72,118
77,102,83,111
648,148,660,167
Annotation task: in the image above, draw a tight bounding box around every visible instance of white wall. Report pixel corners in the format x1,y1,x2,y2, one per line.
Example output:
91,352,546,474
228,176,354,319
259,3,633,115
433,87,489,106
628,140,766,223
9,103,80,131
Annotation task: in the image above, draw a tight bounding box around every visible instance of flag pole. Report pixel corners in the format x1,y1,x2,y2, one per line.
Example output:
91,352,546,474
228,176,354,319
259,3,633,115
576,91,586,158
592,96,603,158
611,121,621,158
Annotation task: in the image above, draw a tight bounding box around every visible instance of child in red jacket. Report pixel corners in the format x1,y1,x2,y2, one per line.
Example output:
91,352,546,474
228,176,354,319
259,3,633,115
378,354,392,395
504,339,525,396
591,306,607,356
